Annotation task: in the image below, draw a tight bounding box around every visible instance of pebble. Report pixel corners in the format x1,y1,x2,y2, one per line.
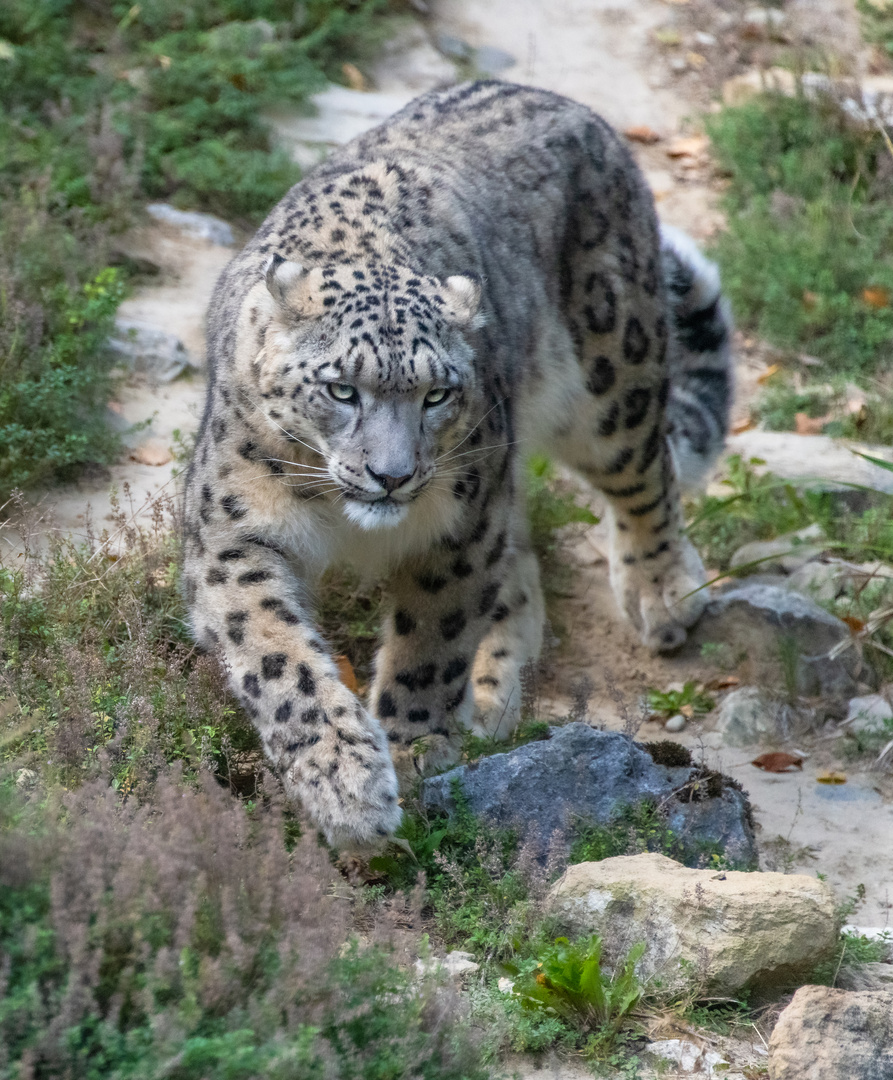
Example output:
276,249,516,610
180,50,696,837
664,714,686,733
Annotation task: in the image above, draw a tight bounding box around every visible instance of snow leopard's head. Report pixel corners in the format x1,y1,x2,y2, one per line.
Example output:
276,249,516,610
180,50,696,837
238,256,487,530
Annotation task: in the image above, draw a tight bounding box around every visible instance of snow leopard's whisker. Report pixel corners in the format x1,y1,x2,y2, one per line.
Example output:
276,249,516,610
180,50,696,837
439,399,507,460
435,441,517,469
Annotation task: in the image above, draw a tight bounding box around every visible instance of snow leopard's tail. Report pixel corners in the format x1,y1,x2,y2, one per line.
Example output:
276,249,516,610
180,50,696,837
660,223,733,490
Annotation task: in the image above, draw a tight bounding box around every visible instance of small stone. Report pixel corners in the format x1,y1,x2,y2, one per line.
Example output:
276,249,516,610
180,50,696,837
693,31,717,47
664,714,687,733
548,853,838,996
15,768,38,790
768,986,893,1079
473,45,516,76
844,694,893,734
497,976,514,994
145,203,234,246
646,1039,728,1075
416,950,480,979
129,439,173,467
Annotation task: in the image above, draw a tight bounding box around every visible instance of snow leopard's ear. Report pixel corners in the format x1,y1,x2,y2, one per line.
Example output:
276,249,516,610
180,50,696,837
441,274,485,330
264,254,327,317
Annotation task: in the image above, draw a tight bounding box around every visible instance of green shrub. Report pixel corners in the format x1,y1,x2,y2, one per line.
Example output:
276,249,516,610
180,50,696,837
707,92,893,377
0,0,394,495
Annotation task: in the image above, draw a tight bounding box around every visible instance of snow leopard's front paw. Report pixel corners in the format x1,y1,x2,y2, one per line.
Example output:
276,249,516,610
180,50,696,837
610,536,707,653
282,699,402,851
390,730,462,789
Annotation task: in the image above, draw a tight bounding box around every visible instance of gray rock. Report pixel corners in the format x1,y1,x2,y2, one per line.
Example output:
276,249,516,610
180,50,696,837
664,713,686,733
420,724,757,868
786,560,848,604
689,582,873,698
729,523,825,575
716,686,779,748
109,319,199,383
473,46,516,76
145,203,235,246
845,695,893,734
768,986,893,1080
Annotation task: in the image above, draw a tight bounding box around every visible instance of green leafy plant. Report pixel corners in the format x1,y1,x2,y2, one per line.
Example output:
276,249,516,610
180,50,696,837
646,681,714,719
506,935,646,1052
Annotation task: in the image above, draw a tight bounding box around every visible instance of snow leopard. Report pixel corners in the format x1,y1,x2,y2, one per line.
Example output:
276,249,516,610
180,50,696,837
182,81,732,847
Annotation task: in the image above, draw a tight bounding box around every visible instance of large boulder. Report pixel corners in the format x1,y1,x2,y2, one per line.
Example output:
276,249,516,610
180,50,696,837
689,582,873,698
420,724,757,868
548,853,838,996
768,986,893,1080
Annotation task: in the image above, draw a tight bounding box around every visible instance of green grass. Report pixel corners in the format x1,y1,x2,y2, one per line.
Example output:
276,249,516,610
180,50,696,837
0,0,395,496
707,91,893,378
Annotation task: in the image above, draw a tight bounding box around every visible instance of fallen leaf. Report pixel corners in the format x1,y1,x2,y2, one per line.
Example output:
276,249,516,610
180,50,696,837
666,134,709,158
794,412,832,435
624,124,661,144
342,62,368,91
158,54,171,70
654,27,682,46
679,704,695,718
751,752,804,772
816,771,847,784
706,675,740,691
861,286,890,309
335,654,358,693
686,51,707,69
842,615,866,635
129,439,172,466
802,289,819,310
756,363,780,384
730,416,756,434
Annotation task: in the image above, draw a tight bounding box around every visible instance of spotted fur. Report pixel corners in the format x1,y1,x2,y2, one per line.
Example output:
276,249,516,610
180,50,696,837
183,82,732,846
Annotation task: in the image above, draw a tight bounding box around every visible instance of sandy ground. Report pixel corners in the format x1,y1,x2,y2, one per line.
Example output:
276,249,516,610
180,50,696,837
8,0,890,992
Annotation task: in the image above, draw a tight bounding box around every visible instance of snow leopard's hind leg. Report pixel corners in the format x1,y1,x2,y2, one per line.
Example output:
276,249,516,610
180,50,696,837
554,128,730,651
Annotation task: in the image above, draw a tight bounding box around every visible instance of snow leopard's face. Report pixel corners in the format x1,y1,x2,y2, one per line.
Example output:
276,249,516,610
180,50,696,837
248,258,485,530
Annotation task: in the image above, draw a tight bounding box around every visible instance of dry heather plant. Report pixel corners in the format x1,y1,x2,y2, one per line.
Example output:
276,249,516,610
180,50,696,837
0,492,488,1078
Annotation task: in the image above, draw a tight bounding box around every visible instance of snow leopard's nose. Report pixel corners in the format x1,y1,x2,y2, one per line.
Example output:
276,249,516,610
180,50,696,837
366,466,415,494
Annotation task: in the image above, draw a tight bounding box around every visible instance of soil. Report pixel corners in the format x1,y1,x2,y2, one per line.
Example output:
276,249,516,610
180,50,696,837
10,0,891,1035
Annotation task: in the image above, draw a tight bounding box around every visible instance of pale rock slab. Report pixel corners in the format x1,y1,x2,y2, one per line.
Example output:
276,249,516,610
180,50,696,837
548,853,838,996
768,986,893,1080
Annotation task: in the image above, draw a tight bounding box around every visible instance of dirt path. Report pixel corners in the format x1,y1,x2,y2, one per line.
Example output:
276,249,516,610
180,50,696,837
10,0,889,938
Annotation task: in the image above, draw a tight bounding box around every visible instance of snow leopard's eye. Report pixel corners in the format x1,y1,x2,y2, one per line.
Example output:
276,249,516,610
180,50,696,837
423,388,450,407
328,383,358,404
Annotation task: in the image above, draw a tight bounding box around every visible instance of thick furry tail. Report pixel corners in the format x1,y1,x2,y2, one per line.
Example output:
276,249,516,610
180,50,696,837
660,223,734,490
